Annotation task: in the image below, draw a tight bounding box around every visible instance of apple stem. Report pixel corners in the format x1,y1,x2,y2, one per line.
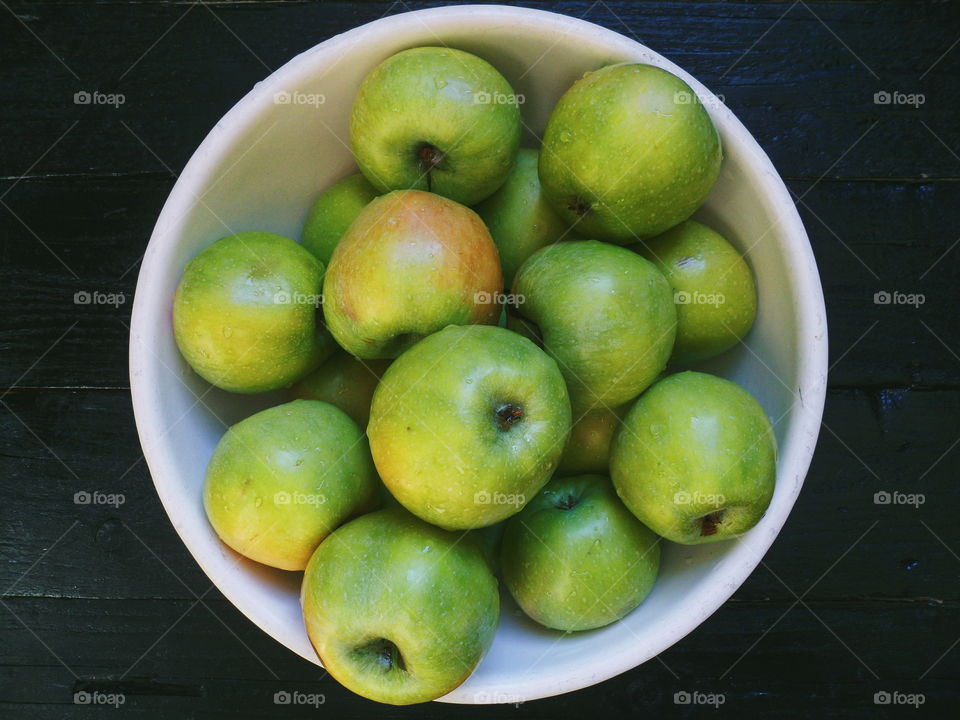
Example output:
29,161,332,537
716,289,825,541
699,510,725,536
495,403,524,431
417,145,445,192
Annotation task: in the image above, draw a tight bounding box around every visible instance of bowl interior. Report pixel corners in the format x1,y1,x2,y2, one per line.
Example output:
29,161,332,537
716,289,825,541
130,5,827,704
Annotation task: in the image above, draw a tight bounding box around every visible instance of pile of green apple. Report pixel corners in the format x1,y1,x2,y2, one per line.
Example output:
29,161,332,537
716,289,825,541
173,47,776,705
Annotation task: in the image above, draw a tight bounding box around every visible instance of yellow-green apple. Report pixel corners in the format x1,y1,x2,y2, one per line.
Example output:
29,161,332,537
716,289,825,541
511,240,676,412
635,219,756,364
368,325,571,529
350,46,521,205
301,507,499,704
301,173,379,263
539,63,722,243
610,371,776,544
501,474,660,631
289,350,391,428
173,232,334,393
474,148,572,287
557,404,629,476
203,399,376,570
323,190,503,358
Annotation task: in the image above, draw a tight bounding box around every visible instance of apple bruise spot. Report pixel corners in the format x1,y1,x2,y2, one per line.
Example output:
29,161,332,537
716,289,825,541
675,256,696,269
416,144,445,192
699,510,725,536
495,403,524,432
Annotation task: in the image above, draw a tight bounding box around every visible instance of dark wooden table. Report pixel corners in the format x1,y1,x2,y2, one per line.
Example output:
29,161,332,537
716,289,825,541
2,1,958,717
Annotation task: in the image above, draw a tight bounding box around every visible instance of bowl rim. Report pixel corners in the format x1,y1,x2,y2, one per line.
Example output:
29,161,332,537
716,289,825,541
129,3,828,703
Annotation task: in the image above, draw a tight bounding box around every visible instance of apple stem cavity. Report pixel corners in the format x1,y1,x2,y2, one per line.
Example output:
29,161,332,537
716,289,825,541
364,638,406,674
416,144,445,192
495,403,524,432
699,510,725,537
568,196,591,218
555,494,579,511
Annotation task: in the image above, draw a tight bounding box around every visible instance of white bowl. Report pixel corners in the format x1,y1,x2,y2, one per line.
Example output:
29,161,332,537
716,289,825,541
129,4,828,704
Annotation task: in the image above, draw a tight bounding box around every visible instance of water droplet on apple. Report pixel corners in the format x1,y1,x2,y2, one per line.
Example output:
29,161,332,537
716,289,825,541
435,78,447,90
254,497,263,508
222,326,233,338
560,131,572,143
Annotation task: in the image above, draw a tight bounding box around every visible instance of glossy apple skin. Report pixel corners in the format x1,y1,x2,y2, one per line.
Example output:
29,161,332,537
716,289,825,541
301,507,499,705
173,232,333,393
512,240,677,413
610,371,776,544
634,220,757,364
368,325,571,530
323,190,503,359
501,474,660,632
539,63,722,243
203,400,377,570
557,403,629,476
474,148,573,287
289,350,391,429
350,47,521,206
301,173,379,264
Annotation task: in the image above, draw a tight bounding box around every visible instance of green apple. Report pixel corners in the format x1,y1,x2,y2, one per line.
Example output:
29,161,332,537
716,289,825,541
301,173,379,263
469,521,507,574
511,240,676,412
474,148,573,287
173,232,334,393
323,190,503,358
203,399,377,570
289,350,391,428
301,507,499,705
634,219,757,364
610,371,776,544
368,324,571,529
350,46,521,205
539,63,722,243
557,404,629,476
501,474,660,632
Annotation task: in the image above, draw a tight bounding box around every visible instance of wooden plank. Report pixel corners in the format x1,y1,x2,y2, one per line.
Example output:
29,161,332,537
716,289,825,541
1,2,957,180
0,598,955,715
1,387,957,602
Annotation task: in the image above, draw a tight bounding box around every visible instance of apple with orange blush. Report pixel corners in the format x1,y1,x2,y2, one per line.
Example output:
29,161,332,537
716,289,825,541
322,189,503,359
